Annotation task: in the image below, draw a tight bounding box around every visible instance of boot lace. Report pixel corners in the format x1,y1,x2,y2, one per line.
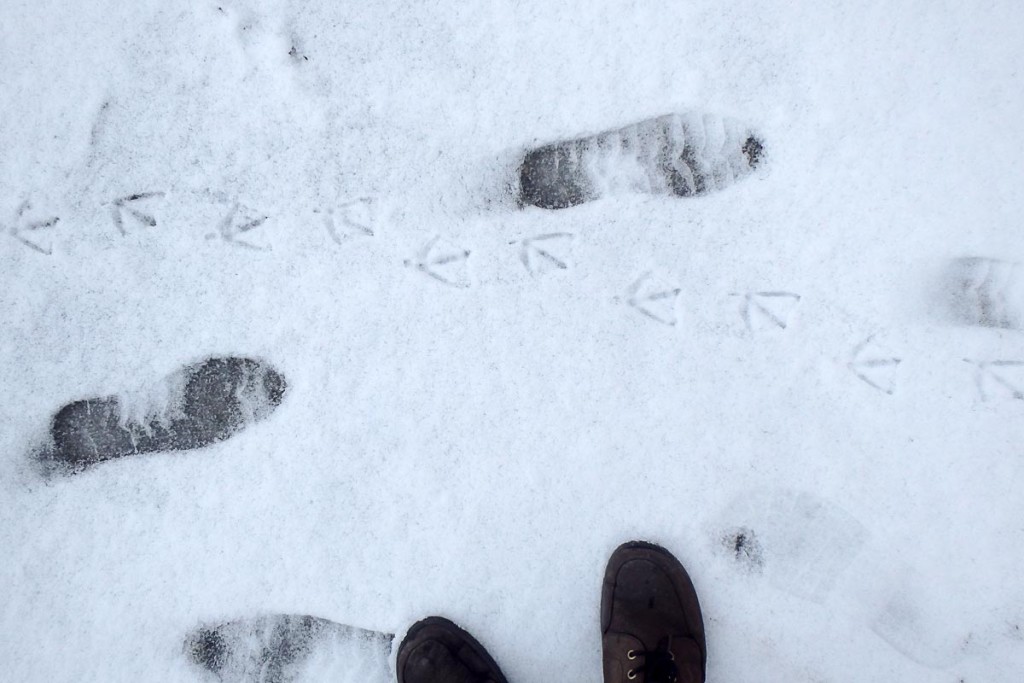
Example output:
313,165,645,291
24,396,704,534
626,638,677,683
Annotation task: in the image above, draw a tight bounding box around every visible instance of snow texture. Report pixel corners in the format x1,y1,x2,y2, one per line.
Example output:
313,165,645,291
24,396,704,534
2,1,1023,681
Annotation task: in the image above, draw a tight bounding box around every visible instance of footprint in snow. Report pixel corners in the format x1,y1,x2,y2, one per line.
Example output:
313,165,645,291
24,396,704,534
943,257,1024,330
734,291,801,333
185,614,392,683
518,111,763,210
34,356,286,476
870,577,979,669
714,489,867,602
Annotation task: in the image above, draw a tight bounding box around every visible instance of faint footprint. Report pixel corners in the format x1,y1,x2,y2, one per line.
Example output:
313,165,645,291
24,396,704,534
734,291,801,332
34,356,286,476
943,257,1024,330
185,614,392,683
964,359,1024,401
405,235,472,288
519,112,763,209
516,232,573,275
714,490,868,602
110,192,165,235
625,271,681,326
871,578,975,669
210,202,270,251
6,200,59,255
319,197,377,245
847,335,901,395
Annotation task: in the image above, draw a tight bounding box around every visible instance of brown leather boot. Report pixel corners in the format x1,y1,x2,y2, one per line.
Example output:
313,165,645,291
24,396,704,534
397,616,508,683
602,541,707,683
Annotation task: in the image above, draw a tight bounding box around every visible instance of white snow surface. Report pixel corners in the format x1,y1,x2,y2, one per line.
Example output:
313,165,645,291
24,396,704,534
2,1,1024,681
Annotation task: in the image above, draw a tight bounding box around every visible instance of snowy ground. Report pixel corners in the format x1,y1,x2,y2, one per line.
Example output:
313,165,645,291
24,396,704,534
2,1,1023,681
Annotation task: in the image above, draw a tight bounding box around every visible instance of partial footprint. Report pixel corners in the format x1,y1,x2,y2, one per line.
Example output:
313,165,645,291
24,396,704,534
965,359,1024,401
871,577,975,669
714,490,868,602
519,112,763,209
35,356,286,475
944,257,1024,330
185,614,392,683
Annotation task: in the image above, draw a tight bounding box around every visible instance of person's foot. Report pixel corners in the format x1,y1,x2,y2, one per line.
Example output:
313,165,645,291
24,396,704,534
397,616,508,683
602,541,707,683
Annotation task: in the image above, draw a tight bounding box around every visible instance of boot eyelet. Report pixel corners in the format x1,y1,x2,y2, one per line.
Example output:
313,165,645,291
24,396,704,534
627,650,637,660
627,670,637,680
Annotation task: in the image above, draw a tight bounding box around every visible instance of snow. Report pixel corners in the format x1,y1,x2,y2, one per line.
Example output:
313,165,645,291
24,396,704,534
2,0,1023,680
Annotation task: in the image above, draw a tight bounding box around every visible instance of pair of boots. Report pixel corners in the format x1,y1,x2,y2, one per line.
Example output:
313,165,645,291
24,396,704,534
397,541,706,683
